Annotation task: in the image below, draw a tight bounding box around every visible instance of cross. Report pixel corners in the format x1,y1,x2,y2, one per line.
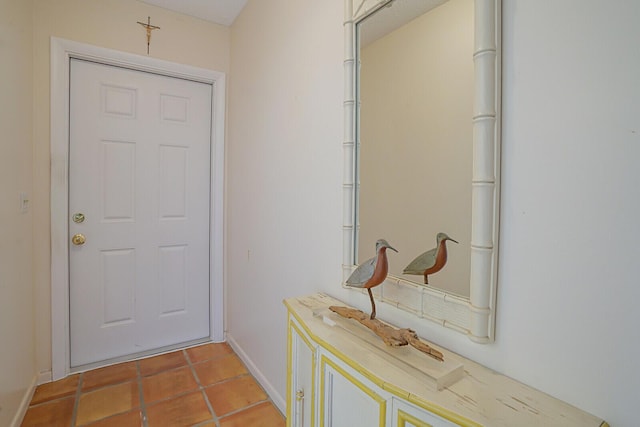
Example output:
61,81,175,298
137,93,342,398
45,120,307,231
137,16,160,55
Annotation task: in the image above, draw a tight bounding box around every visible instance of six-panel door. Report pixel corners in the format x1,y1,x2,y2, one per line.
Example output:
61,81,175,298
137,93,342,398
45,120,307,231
69,58,213,367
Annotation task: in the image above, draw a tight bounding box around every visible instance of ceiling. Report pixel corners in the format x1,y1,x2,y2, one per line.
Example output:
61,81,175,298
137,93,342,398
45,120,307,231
137,0,248,26
137,0,444,38
360,0,447,46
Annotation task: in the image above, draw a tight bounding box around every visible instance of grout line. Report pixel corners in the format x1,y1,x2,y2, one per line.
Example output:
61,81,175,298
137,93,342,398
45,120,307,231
136,385,210,408
70,373,83,427
26,394,77,408
216,399,272,420
79,378,136,393
136,360,149,427
185,349,220,426
189,352,236,368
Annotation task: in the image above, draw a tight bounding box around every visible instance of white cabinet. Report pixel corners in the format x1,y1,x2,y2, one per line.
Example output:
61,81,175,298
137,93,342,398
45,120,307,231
288,318,316,427
286,296,468,427
318,349,389,427
288,331,455,427
285,294,608,427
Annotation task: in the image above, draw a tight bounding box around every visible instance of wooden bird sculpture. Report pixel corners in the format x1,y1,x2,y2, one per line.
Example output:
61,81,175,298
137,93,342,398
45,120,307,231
403,232,458,284
346,239,397,320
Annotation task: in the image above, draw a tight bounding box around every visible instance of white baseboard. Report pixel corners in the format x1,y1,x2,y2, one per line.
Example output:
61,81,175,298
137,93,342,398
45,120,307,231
37,370,52,385
10,374,37,427
226,333,286,413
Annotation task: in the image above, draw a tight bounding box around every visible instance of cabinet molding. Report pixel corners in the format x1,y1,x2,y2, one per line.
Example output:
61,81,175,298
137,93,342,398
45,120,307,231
397,409,434,427
287,318,317,427
319,354,387,427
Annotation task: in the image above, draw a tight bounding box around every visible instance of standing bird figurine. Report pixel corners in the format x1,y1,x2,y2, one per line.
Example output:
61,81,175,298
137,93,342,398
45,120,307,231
403,232,458,284
346,239,398,320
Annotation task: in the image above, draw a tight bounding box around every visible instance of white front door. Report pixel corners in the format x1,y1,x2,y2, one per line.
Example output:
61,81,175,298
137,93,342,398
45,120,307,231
69,58,212,367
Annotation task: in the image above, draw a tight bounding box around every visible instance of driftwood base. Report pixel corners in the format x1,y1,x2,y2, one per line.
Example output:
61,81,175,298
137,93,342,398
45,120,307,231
328,306,444,362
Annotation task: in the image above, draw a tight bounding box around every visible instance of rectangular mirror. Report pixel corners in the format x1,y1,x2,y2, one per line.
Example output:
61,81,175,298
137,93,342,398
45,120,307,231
358,0,473,298
342,0,501,342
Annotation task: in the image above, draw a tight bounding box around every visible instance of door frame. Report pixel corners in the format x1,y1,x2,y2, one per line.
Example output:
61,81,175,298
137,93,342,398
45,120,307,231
50,37,226,380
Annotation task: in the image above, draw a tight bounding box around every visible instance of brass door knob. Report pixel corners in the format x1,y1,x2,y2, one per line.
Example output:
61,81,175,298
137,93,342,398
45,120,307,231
71,233,86,245
72,213,85,223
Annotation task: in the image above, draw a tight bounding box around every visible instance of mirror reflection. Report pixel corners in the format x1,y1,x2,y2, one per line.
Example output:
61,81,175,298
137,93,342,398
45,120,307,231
356,0,474,297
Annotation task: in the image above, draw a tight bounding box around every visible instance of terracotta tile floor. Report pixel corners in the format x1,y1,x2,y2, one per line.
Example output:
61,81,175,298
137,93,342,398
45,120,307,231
22,343,285,427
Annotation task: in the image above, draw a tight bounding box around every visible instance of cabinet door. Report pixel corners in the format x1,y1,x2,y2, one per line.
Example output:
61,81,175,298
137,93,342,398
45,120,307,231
288,317,316,427
318,352,388,427
392,399,462,427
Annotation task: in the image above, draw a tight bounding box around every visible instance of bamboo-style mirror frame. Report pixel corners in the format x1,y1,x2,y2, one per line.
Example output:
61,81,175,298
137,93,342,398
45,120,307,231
342,0,501,342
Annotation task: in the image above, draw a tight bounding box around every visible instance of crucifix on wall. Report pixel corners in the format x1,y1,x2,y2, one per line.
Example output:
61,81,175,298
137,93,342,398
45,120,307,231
137,16,160,55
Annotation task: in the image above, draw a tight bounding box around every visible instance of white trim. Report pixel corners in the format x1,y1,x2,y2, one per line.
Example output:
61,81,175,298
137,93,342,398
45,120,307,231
50,37,225,380
37,370,52,385
343,0,501,342
10,375,37,427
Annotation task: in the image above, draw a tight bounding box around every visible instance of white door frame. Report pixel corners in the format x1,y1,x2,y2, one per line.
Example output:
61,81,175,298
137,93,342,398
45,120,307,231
50,37,225,380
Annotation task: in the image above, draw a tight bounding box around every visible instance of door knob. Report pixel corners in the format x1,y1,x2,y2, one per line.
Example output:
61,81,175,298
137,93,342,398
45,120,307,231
72,233,86,245
72,213,85,223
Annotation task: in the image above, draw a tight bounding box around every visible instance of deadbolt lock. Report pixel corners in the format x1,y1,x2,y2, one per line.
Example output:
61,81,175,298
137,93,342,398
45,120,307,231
72,213,85,223
71,233,86,246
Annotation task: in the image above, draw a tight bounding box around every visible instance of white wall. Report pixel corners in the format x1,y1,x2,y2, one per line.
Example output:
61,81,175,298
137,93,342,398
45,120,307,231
228,1,639,425
0,1,36,425
31,0,230,382
493,1,640,424
227,0,345,409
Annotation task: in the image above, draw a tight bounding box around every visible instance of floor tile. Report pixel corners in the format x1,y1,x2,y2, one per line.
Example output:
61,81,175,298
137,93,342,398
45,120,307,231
30,374,79,405
193,354,248,386
142,366,198,404
76,381,140,426
219,401,285,427
139,350,187,377
24,342,278,427
205,375,267,416
186,342,233,363
82,361,138,391
21,396,75,427
146,391,212,427
81,409,143,427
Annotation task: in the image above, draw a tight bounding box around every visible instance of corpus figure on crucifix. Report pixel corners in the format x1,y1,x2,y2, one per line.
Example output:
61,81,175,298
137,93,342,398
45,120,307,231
137,16,160,55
